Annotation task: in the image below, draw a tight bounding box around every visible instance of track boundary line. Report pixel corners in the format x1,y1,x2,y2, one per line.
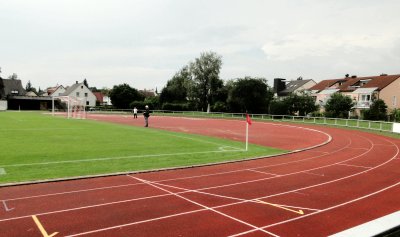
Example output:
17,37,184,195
0,149,244,168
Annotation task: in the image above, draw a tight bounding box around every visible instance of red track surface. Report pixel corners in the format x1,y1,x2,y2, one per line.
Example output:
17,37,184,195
1,115,399,237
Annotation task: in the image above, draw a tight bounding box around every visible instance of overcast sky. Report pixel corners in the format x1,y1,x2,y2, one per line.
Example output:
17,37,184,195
1,0,399,91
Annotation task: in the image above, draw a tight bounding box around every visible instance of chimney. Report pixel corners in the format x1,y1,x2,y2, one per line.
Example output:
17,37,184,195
76,81,78,84
380,73,388,76
351,75,357,78
273,78,286,94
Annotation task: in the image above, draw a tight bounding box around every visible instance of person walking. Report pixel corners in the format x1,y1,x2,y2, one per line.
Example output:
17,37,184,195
133,107,138,119
143,105,150,127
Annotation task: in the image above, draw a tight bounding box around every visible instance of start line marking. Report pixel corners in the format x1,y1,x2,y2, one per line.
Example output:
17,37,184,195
32,215,58,237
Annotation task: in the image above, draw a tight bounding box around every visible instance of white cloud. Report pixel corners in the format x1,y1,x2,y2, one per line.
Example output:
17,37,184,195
1,0,400,89
262,34,398,61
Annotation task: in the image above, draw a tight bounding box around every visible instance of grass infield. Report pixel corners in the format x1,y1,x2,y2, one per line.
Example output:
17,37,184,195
0,112,286,184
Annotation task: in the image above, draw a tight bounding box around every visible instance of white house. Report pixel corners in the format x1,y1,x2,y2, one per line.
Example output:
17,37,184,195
61,81,96,107
49,85,66,97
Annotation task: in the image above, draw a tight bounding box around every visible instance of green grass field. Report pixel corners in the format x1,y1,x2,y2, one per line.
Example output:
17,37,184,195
0,112,286,184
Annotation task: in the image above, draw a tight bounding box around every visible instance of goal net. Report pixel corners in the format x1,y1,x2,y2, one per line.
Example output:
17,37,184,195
52,96,87,119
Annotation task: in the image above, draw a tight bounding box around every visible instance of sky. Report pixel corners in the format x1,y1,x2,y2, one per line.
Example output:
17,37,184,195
1,0,400,91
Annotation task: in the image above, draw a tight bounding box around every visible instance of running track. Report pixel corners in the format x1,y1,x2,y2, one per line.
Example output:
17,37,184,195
1,115,400,236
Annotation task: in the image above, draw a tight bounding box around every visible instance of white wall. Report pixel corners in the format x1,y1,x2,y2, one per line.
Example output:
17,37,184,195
68,83,97,107
0,100,7,110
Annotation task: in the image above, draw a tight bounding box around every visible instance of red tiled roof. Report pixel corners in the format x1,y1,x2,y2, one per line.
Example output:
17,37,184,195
93,92,103,103
360,74,400,90
309,79,344,91
310,74,400,92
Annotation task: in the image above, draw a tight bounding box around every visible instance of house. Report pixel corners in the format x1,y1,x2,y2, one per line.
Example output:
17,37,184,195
61,81,96,107
0,77,26,99
310,74,400,115
0,77,54,110
273,77,316,97
46,85,66,97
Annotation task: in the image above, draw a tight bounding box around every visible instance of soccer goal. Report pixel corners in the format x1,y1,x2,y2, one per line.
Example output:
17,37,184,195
52,96,87,119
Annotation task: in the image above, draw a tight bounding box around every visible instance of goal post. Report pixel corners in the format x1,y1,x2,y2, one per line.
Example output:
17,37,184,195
52,96,87,119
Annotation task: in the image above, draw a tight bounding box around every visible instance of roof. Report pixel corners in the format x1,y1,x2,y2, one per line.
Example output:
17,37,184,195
61,83,83,96
309,79,346,91
310,74,400,92
279,79,314,95
93,92,103,102
46,85,64,95
360,74,400,90
0,79,26,99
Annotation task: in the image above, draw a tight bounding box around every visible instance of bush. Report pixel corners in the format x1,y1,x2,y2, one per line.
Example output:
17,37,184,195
363,99,387,121
390,109,400,122
211,101,227,112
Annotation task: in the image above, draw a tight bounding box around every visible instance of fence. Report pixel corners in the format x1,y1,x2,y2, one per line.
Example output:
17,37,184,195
89,108,395,133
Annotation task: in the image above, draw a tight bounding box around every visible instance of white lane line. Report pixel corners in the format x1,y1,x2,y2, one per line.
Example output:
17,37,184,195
64,175,280,237
337,163,372,169
301,171,325,177
247,169,281,177
3,183,142,202
0,149,243,167
127,175,316,214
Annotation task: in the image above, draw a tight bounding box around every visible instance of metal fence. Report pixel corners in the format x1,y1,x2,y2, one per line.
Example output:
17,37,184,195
89,108,395,133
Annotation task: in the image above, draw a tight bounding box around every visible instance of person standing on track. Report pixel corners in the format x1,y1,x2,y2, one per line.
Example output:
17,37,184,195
133,107,138,119
143,105,150,127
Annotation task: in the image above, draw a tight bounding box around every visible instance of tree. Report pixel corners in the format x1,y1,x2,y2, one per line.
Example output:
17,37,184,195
227,77,273,113
324,93,354,118
390,109,400,122
25,80,37,94
160,66,192,104
189,51,223,112
8,73,18,80
363,99,387,121
109,84,144,109
280,91,319,116
83,78,89,88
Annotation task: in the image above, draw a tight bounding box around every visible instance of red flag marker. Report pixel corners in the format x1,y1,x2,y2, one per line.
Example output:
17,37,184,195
246,113,252,125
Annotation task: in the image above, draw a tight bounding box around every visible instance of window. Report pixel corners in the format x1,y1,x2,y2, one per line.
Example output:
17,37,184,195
86,101,89,105
76,92,80,97
393,96,397,106
81,86,83,89
85,93,88,97
361,94,371,101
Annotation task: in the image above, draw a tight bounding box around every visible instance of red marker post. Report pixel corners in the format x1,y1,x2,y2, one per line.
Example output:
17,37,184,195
245,113,252,151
